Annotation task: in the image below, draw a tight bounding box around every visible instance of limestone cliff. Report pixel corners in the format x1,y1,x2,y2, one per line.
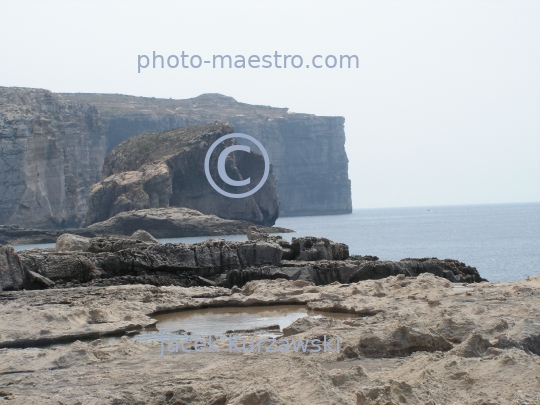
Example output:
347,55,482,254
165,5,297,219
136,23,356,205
60,93,352,216
0,88,351,229
0,87,105,228
82,122,280,226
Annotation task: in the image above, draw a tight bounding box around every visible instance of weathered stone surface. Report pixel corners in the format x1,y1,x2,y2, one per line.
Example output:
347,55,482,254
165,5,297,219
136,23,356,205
60,92,352,217
247,226,295,260
27,270,55,288
235,241,283,268
87,237,151,253
85,207,291,239
18,251,97,283
130,229,159,244
17,235,487,289
226,266,291,288
82,122,280,227
0,87,105,228
246,226,268,241
1,276,539,404
0,245,27,291
348,258,486,284
291,236,349,261
54,233,91,252
18,238,285,287
331,242,349,260
282,316,342,338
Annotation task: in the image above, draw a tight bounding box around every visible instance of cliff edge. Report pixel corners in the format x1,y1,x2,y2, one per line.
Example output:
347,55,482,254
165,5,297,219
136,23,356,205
0,87,105,228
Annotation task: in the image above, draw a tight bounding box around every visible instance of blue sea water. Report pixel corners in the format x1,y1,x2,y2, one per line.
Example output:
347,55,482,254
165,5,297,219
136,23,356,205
15,203,540,283
162,203,540,283
276,203,540,282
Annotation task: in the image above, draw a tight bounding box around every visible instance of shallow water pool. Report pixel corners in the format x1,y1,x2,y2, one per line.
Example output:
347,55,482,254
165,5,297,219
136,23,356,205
133,305,354,343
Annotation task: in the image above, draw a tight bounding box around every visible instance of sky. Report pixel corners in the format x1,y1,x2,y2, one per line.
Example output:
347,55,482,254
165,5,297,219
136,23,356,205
1,0,539,209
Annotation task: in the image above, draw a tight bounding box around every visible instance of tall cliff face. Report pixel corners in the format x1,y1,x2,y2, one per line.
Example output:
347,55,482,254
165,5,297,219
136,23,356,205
0,87,105,228
60,93,352,217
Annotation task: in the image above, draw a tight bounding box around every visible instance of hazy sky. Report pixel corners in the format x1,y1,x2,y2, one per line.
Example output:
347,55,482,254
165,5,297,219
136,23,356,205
1,0,539,208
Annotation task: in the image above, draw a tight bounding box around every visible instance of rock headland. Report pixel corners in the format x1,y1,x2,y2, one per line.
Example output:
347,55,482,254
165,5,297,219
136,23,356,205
83,122,280,227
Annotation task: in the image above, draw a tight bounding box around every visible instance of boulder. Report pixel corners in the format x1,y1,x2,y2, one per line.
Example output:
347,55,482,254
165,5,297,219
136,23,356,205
18,251,98,283
55,234,91,252
291,237,348,261
130,229,160,244
0,245,28,291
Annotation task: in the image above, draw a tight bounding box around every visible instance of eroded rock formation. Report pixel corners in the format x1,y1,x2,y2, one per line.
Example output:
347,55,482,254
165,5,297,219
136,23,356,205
0,89,351,228
82,122,280,227
0,245,27,291
14,234,486,289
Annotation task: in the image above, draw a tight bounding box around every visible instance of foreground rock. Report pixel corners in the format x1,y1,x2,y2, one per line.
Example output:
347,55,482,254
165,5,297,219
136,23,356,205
54,233,92,252
83,122,280,227
0,245,27,291
0,275,538,404
15,234,485,290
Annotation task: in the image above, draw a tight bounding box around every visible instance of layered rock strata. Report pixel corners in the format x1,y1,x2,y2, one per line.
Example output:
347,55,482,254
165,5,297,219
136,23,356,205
0,87,105,228
0,89,351,227
11,234,486,290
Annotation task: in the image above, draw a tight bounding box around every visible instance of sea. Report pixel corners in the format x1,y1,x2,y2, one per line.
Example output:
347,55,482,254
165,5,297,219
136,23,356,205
15,202,540,283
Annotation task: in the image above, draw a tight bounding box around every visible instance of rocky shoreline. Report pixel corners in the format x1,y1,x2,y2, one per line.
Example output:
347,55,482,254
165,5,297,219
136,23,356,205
0,274,538,403
1,230,539,404
1,228,485,293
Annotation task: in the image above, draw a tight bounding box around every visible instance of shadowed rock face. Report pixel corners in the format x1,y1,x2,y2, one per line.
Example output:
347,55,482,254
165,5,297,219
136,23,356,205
82,122,280,226
60,92,352,217
0,87,105,228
